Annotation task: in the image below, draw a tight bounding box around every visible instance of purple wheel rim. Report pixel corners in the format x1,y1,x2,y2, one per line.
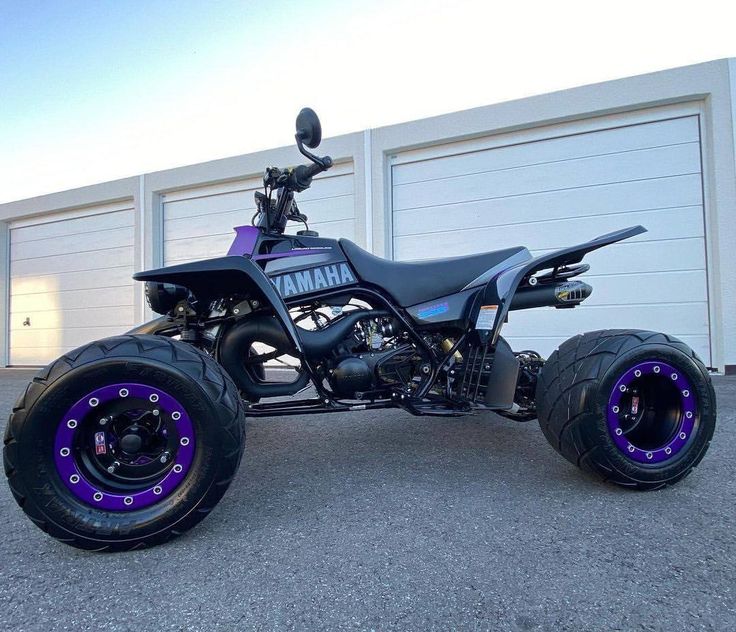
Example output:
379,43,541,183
607,361,696,464
54,383,195,511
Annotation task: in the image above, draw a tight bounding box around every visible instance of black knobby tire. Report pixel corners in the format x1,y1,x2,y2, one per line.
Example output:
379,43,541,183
536,329,716,490
3,335,246,551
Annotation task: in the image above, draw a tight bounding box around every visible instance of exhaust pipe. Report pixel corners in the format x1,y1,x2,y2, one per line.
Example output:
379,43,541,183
510,280,592,311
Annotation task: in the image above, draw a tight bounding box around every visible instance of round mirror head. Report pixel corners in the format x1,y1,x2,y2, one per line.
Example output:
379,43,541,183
295,107,322,148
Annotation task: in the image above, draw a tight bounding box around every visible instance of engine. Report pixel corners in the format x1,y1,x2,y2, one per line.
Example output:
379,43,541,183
323,311,425,399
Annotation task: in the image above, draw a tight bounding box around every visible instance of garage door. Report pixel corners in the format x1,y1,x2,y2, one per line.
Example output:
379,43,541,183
391,112,711,363
9,202,136,365
163,161,356,265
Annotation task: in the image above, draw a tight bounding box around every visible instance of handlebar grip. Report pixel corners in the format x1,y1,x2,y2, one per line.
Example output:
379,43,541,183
291,156,333,191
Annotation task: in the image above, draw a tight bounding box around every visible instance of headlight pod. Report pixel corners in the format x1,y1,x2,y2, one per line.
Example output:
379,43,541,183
144,282,190,315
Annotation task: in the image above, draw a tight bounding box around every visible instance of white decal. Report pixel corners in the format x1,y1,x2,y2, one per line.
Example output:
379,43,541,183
325,265,340,285
282,275,298,296
340,263,355,284
313,268,328,289
294,271,314,293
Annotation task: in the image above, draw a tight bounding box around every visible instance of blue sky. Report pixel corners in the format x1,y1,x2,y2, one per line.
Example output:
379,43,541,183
1,0,734,202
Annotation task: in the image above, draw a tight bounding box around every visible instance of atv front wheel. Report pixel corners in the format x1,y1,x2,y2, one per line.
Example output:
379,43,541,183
536,330,716,490
3,335,245,551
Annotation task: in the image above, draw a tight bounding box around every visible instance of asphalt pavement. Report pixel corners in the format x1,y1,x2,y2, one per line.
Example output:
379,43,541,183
0,368,734,631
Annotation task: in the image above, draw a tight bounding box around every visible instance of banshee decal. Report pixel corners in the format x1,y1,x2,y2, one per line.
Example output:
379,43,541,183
271,263,356,298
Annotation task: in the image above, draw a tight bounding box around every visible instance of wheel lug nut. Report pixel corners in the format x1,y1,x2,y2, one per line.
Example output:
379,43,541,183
159,451,170,464
99,417,110,426
107,460,120,473
152,409,160,416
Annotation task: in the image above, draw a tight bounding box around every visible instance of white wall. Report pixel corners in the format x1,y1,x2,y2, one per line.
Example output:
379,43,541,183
1,59,735,371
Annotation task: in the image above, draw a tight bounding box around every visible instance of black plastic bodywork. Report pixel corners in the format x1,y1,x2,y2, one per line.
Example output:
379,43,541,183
475,225,647,343
134,256,305,353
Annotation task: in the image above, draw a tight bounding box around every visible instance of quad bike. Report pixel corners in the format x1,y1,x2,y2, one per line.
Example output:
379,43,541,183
4,109,716,551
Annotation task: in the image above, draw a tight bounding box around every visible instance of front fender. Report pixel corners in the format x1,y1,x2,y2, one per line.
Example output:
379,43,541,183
126,316,175,335
133,256,303,352
476,225,647,343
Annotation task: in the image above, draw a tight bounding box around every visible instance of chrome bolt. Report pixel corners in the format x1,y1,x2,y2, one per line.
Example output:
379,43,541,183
107,461,120,474
152,409,160,416
159,452,170,464
99,417,109,426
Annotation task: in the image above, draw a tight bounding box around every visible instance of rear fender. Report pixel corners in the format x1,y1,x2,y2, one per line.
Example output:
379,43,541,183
475,225,647,344
133,256,303,352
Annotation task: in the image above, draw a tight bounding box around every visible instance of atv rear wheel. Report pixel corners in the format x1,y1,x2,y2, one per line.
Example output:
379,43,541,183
536,330,716,490
4,335,245,551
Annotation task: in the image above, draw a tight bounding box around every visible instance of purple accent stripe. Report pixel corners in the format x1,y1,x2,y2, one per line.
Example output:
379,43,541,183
606,361,695,464
227,225,260,256
54,383,195,511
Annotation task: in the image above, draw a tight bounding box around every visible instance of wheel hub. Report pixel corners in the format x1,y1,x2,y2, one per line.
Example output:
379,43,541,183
120,432,144,454
607,361,697,464
54,383,195,511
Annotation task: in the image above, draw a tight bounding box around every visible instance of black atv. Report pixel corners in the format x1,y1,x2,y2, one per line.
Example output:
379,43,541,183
4,109,716,551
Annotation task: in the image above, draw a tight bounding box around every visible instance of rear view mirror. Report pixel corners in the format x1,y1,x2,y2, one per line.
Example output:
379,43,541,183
295,108,322,149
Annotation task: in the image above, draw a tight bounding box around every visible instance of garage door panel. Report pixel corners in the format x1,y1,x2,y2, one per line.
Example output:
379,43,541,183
10,266,133,295
583,269,708,306
11,285,135,313
391,112,711,364
164,188,256,221
306,219,355,240
565,238,706,275
10,304,135,330
10,246,134,277
10,209,133,244
165,234,233,264
393,143,700,212
166,195,354,243
11,227,134,261
393,174,702,237
393,116,699,186
166,211,252,241
9,206,136,365
505,302,708,338
297,194,354,223
163,164,355,266
10,325,130,352
504,335,711,364
393,205,703,260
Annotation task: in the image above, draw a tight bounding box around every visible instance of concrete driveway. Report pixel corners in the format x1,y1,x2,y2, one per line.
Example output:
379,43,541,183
1,369,734,631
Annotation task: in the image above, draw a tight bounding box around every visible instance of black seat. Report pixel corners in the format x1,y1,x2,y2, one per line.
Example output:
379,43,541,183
339,239,528,307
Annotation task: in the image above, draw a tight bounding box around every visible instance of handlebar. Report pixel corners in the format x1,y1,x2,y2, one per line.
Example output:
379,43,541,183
288,156,333,191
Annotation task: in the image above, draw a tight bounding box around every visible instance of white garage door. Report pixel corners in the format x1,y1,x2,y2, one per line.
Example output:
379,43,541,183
163,161,356,266
391,111,711,363
9,202,136,366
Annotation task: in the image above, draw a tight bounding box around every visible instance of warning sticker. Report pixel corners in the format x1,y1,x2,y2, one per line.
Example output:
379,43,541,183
95,431,107,455
476,305,499,330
